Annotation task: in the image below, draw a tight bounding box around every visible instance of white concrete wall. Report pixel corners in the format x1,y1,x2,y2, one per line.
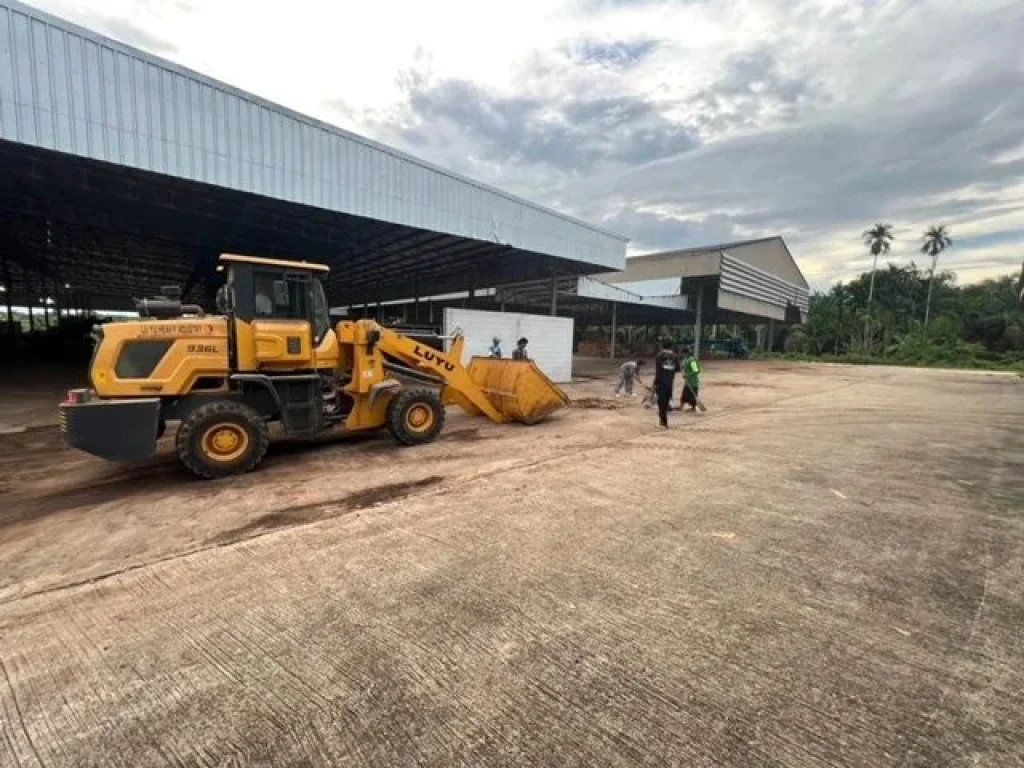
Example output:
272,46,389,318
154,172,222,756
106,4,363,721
443,308,574,383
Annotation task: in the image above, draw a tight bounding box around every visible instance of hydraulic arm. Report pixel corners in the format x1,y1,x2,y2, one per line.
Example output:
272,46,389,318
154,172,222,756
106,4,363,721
361,322,568,426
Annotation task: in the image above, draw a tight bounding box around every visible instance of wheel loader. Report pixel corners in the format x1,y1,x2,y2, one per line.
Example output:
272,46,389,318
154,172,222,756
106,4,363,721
59,253,569,478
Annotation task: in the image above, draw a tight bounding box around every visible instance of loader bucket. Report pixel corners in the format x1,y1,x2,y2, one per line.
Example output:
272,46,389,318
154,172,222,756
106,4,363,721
465,358,570,425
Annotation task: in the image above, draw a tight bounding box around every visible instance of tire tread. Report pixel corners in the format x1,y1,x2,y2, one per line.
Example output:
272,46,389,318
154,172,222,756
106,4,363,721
386,389,445,446
175,400,269,479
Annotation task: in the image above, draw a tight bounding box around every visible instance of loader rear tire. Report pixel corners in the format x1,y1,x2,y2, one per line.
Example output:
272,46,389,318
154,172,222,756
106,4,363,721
387,390,445,446
176,400,269,479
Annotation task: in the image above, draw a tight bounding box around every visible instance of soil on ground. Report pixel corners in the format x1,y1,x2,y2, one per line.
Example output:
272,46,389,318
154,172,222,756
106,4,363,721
0,359,1022,767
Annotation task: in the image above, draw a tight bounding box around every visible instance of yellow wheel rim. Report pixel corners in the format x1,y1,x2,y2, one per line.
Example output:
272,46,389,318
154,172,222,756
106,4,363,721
201,422,249,463
405,403,435,433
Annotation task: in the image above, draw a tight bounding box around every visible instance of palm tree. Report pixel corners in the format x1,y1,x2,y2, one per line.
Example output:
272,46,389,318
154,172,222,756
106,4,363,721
921,225,952,326
861,223,894,348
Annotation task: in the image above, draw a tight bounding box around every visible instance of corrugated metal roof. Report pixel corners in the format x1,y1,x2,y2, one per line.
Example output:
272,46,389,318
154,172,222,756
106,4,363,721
0,0,626,272
626,236,808,289
630,236,784,259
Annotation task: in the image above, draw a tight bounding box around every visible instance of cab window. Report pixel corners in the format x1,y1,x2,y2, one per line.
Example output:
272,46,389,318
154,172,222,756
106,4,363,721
253,271,308,320
312,279,330,342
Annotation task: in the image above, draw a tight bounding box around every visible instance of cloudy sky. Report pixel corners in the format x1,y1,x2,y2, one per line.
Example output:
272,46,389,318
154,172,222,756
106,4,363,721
30,0,1024,290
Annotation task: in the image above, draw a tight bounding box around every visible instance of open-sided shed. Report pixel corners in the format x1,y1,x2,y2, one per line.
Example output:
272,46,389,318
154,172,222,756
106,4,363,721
602,236,809,325
0,0,625,315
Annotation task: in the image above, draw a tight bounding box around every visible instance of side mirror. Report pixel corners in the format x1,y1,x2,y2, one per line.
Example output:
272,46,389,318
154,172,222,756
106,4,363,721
272,280,289,308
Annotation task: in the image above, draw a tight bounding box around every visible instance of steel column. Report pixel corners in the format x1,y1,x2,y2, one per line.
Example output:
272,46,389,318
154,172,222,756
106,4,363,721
610,302,617,359
25,273,35,331
694,286,703,360
42,275,51,328
2,256,11,329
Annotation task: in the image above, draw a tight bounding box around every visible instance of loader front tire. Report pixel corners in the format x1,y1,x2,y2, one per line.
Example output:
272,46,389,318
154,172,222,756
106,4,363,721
387,390,445,446
176,400,269,479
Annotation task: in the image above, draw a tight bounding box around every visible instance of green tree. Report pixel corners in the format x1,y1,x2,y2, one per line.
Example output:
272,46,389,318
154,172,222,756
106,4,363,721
861,223,894,348
921,225,952,327
842,263,935,350
795,266,1022,368
957,275,1024,353
803,283,859,354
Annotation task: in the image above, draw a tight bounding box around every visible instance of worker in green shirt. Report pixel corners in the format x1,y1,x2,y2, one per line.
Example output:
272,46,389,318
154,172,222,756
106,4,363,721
679,345,702,411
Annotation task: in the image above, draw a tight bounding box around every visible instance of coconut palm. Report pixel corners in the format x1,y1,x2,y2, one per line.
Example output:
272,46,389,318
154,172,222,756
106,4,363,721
921,225,952,326
861,223,894,347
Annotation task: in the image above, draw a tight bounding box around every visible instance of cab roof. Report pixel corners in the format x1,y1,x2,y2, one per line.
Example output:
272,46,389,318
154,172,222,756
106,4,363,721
219,253,330,272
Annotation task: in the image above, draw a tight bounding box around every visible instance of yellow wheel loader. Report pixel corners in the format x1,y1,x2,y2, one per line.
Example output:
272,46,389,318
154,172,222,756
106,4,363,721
59,253,569,478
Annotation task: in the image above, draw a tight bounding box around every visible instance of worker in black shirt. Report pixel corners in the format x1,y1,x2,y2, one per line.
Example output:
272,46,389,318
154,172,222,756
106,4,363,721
653,339,680,428
512,337,530,360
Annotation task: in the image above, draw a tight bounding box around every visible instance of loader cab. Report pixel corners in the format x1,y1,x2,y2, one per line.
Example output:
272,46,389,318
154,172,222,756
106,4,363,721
218,253,338,373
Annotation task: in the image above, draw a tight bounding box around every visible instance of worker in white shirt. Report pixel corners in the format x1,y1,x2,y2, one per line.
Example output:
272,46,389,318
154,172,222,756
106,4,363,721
614,360,645,397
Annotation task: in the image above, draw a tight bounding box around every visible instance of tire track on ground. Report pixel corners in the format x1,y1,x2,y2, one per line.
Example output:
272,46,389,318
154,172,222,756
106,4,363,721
0,655,45,768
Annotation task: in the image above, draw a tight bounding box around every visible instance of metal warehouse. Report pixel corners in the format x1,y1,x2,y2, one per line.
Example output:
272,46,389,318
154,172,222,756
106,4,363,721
374,237,810,358
602,237,809,322
600,236,810,350
0,0,626,316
